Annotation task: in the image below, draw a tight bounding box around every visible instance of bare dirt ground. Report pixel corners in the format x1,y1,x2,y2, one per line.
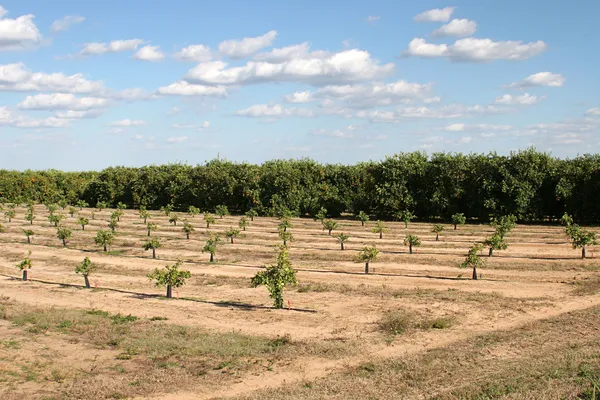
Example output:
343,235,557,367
1,205,599,399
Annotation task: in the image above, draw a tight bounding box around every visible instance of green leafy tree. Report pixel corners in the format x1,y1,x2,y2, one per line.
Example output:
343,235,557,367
182,221,194,239
323,219,338,236
116,202,127,210
23,229,34,244
404,234,421,254
483,232,508,257
148,261,192,298
245,209,258,221
278,217,293,233
76,257,96,288
279,230,294,246
139,209,150,224
226,227,241,243
76,200,88,210
48,213,64,227
215,205,229,219
57,227,72,247
17,251,33,281
203,232,221,262
372,220,387,239
108,218,119,232
357,211,370,227
94,230,114,252
188,206,200,218
358,246,379,274
451,213,466,230
4,209,15,222
397,210,415,228
161,204,173,216
143,237,161,259
204,213,216,228
461,244,485,280
147,222,157,237
96,201,107,211
239,216,249,231
47,204,58,214
251,245,297,309
78,216,89,231
335,233,350,250
169,214,179,226
68,206,77,217
560,212,574,226
566,224,598,259
491,214,517,238
58,199,68,210
314,207,327,224
25,211,35,225
111,209,123,222
432,224,445,241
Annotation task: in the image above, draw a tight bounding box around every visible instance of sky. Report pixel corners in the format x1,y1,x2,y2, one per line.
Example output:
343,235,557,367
1,0,599,171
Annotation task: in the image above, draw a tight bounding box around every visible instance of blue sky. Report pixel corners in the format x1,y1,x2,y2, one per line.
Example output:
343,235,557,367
1,0,599,170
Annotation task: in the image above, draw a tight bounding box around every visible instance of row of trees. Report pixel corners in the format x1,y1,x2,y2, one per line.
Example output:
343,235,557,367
3,149,600,222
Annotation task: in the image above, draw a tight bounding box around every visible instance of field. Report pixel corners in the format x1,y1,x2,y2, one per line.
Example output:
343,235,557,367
1,205,600,399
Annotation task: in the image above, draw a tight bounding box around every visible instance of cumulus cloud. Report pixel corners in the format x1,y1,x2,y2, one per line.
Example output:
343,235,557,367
219,30,277,59
50,15,85,33
55,109,105,119
356,103,509,123
444,123,513,132
109,119,147,127
18,93,109,110
0,7,43,50
312,128,354,138
414,7,455,22
366,16,380,23
586,108,600,117
172,121,210,130
185,49,394,86
166,136,188,143
508,72,566,88
253,42,329,63
80,39,144,56
284,91,313,103
494,93,541,105
174,44,213,62
404,37,546,61
0,106,70,128
432,19,476,37
236,104,314,119
156,80,228,96
133,45,165,61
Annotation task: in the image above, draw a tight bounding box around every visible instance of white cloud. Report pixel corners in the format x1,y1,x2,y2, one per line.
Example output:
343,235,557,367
284,91,313,103
167,136,188,143
444,123,513,132
0,8,42,51
201,121,210,129
494,93,541,105
174,44,213,62
50,15,85,33
80,39,144,56
356,103,509,123
219,30,277,59
254,42,329,63
167,106,180,116
366,16,380,23
133,45,165,61
18,93,109,110
172,121,211,130
404,37,546,61
185,50,394,86
236,104,314,119
586,108,600,117
109,119,147,127
0,106,70,128
432,19,476,37
414,7,455,22
0,63,107,94
55,109,104,119
156,80,228,96
312,128,354,138
509,72,566,88
551,133,586,145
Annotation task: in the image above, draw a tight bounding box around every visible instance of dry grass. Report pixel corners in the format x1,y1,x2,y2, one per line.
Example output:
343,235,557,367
377,309,455,335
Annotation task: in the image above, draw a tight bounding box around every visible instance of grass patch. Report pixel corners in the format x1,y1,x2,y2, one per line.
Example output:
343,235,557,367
572,276,600,295
377,309,454,335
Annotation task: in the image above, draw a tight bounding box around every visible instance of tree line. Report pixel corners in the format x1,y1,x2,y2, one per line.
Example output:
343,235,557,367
2,148,600,222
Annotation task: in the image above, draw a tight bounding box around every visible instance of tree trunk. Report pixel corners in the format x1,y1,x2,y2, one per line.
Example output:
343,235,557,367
454,224,457,230
404,222,408,228
62,239,66,247
409,244,413,254
174,221,177,226
103,244,107,251
341,243,344,250
82,225,85,231
206,223,210,228
144,217,147,223
379,232,382,239
436,233,439,241
472,266,478,280
22,270,28,281
283,239,287,246
361,221,365,226
186,233,190,239
243,227,246,231
30,220,33,225
230,237,234,244
147,230,151,236
489,248,493,257
582,246,587,259
84,275,90,288
365,261,369,274
166,285,172,298
328,229,332,236
251,216,254,221
152,248,156,259
210,253,214,263
284,226,287,232
27,236,30,244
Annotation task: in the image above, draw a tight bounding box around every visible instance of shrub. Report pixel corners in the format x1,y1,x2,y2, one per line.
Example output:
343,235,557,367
75,257,96,288
335,233,350,250
251,245,297,308
143,238,161,259
451,213,466,230
94,230,114,252
358,246,379,274
148,261,191,298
